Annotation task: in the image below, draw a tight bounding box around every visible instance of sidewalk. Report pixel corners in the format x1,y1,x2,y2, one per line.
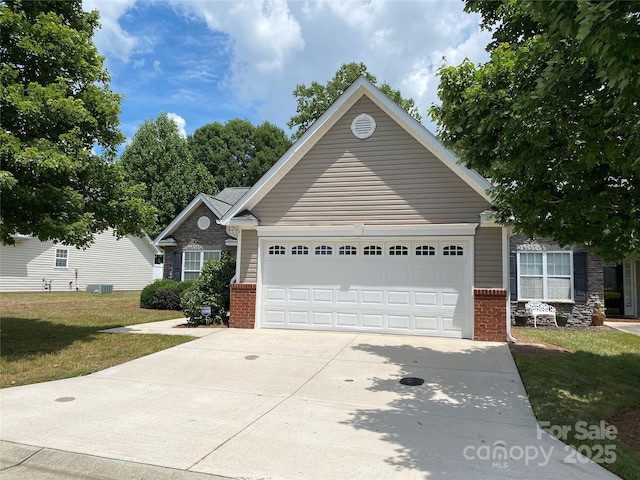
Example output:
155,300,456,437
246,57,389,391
604,321,640,336
100,318,224,337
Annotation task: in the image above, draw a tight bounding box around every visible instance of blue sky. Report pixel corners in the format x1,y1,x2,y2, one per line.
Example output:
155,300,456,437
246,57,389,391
83,0,491,150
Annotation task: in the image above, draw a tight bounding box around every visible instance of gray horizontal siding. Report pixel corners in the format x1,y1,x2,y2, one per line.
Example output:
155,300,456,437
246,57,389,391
239,229,258,283
475,227,503,288
252,97,491,226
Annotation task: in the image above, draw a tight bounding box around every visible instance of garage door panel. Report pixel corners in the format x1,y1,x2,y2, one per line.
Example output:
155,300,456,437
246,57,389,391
312,312,332,325
261,237,473,338
337,289,358,303
414,268,439,283
442,316,463,333
264,310,285,324
441,292,460,307
336,312,358,327
387,290,411,305
362,313,383,328
362,290,384,304
312,289,333,302
414,291,438,306
289,311,310,325
387,265,413,284
289,288,309,302
362,265,385,283
388,315,411,330
265,287,286,301
442,265,469,284
415,316,438,332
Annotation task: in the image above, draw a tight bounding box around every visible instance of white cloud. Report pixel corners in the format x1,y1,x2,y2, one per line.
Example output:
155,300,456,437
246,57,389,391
166,113,187,138
87,0,493,135
175,0,304,75
83,0,138,62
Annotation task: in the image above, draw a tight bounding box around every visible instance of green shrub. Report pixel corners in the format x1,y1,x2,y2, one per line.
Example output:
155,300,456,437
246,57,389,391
140,279,192,310
181,253,236,325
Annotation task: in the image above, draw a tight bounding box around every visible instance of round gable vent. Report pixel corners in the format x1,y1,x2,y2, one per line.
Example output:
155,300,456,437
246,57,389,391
197,216,210,230
351,113,376,139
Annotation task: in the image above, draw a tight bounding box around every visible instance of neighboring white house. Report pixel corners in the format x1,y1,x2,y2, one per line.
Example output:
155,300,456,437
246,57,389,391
0,229,161,292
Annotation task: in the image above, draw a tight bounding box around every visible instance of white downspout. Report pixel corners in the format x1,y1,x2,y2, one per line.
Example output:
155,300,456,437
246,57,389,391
504,226,517,343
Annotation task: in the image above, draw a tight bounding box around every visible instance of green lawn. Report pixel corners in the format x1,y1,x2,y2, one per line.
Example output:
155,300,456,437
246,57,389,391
0,291,193,387
511,328,640,480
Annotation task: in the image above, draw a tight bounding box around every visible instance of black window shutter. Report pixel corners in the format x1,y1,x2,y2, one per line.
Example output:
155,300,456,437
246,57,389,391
172,252,182,282
573,252,587,301
509,253,517,300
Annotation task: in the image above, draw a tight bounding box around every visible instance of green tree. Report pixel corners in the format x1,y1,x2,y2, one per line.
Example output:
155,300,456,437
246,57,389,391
287,62,421,141
119,114,216,236
189,118,291,191
430,0,639,262
0,0,155,247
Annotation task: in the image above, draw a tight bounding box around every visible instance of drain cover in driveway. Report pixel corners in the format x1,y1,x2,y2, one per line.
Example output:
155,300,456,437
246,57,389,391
399,377,425,386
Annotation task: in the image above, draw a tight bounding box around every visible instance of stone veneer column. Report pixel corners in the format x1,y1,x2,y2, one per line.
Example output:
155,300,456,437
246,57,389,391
229,283,256,329
474,288,507,342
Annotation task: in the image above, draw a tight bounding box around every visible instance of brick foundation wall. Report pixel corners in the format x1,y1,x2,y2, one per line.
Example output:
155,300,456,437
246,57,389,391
474,288,507,342
229,283,256,329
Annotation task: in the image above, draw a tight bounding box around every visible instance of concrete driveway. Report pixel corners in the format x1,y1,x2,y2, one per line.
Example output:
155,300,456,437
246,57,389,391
0,329,618,479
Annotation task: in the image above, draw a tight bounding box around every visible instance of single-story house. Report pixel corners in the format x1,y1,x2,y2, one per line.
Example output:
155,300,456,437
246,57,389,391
0,229,161,292
218,76,508,341
155,76,639,340
153,187,249,281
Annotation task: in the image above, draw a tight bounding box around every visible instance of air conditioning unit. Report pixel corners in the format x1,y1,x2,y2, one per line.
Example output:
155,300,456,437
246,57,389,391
86,284,113,294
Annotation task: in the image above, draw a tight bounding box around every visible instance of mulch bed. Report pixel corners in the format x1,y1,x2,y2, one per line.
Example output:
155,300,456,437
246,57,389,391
174,323,228,328
608,408,640,455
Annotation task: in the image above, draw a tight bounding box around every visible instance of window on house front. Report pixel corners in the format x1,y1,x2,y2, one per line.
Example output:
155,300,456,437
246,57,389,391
268,245,286,255
518,251,572,301
54,248,69,268
339,245,357,256
291,245,309,255
182,250,221,281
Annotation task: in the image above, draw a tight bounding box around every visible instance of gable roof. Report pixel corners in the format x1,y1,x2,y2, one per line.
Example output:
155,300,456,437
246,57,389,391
220,75,492,226
153,187,249,245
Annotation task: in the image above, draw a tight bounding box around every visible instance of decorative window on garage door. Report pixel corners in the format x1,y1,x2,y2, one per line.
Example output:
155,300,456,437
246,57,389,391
339,245,357,256
389,245,408,256
269,245,286,255
443,245,464,256
415,245,436,256
315,245,333,255
291,245,309,255
363,245,382,256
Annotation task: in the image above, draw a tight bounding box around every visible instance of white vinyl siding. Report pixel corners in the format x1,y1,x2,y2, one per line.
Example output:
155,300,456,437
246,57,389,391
251,97,492,227
518,251,573,301
0,229,156,292
182,250,221,281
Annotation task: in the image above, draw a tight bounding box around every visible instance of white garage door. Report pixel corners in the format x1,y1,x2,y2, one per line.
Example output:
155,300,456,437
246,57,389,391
260,237,473,338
